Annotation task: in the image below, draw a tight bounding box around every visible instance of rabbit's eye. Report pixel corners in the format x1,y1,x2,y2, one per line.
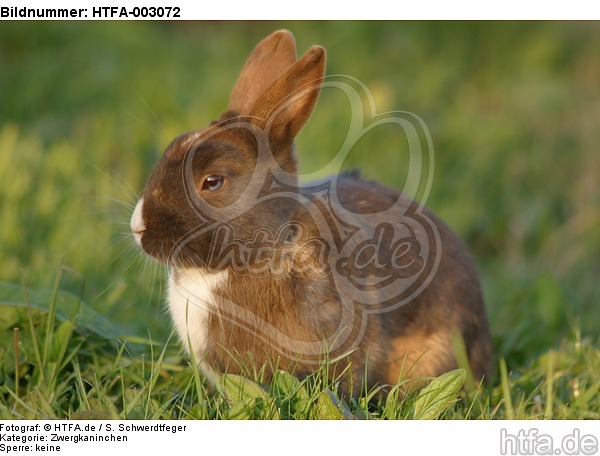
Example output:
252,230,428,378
201,175,224,192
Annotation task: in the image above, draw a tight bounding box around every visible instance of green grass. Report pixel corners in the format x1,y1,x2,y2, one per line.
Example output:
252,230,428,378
1,22,599,419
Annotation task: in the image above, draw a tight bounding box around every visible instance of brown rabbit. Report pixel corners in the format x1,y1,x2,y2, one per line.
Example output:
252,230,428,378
130,30,492,395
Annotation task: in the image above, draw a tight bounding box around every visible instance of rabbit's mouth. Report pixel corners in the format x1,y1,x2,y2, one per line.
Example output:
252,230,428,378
130,197,146,248
130,196,179,265
131,196,214,268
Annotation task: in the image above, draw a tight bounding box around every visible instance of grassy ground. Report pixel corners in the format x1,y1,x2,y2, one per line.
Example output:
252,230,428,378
0,22,599,419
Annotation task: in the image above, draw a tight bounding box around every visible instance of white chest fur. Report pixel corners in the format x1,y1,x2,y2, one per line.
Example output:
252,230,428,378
168,268,229,362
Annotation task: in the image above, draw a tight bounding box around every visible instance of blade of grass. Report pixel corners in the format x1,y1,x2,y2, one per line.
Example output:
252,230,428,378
4,388,45,419
452,330,476,392
21,270,45,384
43,265,64,366
499,358,514,419
74,362,91,410
146,332,174,417
13,327,20,397
544,352,554,419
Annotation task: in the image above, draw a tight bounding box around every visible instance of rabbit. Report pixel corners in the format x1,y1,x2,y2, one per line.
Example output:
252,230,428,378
130,30,492,395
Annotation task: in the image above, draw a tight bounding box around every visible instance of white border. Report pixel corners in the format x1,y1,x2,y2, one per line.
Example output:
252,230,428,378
2,0,599,20
0,421,599,456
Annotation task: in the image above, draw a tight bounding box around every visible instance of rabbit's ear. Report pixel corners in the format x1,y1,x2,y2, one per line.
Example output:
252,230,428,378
251,45,326,147
228,30,297,114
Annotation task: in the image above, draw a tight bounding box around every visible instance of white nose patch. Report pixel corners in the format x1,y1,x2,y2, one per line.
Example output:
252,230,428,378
130,197,146,247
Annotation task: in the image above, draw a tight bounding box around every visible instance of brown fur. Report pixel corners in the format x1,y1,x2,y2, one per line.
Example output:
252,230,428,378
135,30,492,395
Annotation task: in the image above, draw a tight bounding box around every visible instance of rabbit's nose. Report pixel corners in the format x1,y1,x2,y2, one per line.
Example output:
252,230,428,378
131,197,146,246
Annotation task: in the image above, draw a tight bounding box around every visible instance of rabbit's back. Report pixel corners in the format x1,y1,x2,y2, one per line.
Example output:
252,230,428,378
325,174,493,384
